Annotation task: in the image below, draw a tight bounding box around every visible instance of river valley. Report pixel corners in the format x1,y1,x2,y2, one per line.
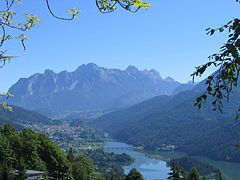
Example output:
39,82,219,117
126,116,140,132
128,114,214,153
104,140,240,180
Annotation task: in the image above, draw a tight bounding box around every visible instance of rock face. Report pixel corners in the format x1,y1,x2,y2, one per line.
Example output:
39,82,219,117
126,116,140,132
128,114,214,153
8,63,181,114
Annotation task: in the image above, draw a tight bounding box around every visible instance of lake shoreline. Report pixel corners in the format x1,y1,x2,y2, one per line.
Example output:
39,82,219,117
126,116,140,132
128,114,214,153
104,139,171,180
104,139,240,180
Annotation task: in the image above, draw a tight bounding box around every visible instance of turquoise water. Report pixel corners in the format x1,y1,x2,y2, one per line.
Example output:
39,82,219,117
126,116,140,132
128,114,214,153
104,141,170,180
104,140,240,180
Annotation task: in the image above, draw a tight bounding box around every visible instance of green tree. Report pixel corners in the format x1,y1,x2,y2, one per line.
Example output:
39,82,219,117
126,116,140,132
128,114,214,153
0,124,73,179
192,1,240,116
0,134,16,180
37,133,72,178
16,158,27,180
188,167,200,180
19,129,41,169
200,176,209,180
67,147,75,163
72,154,100,180
0,92,13,111
109,171,117,180
168,162,182,180
125,168,144,180
215,169,226,180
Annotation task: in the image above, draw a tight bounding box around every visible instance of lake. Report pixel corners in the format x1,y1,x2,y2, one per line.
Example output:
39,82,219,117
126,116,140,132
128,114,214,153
104,140,170,180
104,140,240,180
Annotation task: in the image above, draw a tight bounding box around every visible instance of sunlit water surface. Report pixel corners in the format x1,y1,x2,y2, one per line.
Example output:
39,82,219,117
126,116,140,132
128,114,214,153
104,140,240,180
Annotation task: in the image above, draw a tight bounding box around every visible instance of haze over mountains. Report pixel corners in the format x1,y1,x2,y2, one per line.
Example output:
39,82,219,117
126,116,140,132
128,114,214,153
4,63,240,164
93,81,240,163
0,106,52,129
8,63,192,115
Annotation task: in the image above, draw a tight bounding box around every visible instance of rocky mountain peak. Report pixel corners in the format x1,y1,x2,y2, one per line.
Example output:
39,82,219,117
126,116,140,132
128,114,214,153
44,69,55,75
126,65,139,74
143,69,162,80
165,76,175,82
8,64,182,114
75,63,99,72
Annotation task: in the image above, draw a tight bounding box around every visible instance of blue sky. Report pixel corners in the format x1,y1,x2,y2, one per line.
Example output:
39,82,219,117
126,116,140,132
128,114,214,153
0,0,239,91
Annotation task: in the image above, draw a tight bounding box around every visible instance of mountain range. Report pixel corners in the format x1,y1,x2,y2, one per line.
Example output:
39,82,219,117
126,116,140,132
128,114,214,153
4,63,240,163
8,63,191,115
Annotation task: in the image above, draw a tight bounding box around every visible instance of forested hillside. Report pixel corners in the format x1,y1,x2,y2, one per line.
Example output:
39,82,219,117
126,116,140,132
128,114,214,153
93,82,240,162
0,106,53,129
0,124,143,179
0,124,72,179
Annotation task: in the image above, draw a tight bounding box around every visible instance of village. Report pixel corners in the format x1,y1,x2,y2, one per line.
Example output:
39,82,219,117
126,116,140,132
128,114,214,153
22,121,105,152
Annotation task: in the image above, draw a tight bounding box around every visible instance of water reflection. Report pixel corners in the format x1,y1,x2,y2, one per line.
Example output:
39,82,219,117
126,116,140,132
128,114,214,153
104,140,170,180
104,140,240,180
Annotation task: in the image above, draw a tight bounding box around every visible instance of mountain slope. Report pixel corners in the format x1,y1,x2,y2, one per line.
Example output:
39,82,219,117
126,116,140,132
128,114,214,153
172,82,196,95
0,105,53,129
93,83,240,163
8,63,181,114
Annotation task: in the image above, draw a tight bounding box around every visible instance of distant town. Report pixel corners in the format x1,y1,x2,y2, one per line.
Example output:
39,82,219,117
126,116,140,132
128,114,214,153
22,121,105,152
